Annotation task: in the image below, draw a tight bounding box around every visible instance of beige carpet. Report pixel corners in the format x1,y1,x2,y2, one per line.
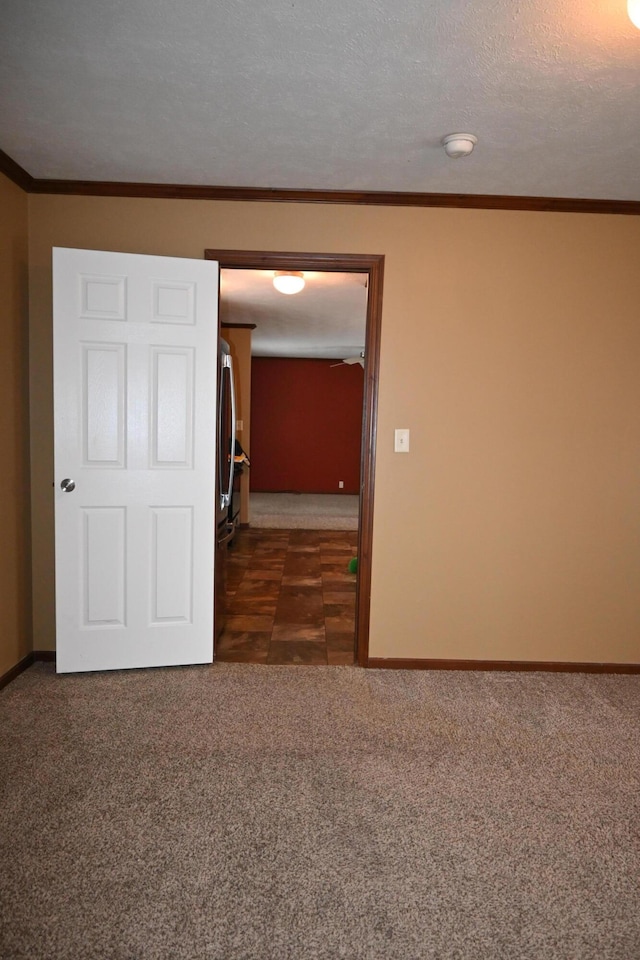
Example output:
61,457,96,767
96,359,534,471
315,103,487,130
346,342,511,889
1,662,639,959
250,492,359,529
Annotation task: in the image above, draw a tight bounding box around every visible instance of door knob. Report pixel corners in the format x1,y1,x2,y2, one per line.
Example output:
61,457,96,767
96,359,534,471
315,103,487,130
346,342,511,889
60,478,76,492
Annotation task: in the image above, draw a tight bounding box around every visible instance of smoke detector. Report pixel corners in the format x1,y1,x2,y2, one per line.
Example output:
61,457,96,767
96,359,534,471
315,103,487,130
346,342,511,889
442,133,478,159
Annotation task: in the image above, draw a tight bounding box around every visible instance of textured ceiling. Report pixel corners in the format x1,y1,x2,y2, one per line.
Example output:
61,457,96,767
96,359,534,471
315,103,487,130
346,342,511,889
1,0,639,200
220,270,368,359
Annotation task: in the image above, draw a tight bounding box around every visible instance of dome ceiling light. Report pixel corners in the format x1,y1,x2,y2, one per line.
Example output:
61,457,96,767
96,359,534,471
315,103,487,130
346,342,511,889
273,271,305,295
442,133,478,159
629,0,640,28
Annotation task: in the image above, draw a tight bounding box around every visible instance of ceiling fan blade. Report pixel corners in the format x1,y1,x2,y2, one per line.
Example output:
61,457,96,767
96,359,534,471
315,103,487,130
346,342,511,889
331,351,365,368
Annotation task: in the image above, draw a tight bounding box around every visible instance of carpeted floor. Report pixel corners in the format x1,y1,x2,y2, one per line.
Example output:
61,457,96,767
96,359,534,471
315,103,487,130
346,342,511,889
1,662,639,959
250,493,359,530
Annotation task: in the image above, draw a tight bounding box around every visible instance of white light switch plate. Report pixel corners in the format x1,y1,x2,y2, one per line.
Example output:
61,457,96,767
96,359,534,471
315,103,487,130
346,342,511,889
394,428,410,453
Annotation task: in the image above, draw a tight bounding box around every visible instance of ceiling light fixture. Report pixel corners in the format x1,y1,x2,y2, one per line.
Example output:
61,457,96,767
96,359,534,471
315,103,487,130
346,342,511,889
273,271,305,295
442,133,478,159
629,0,640,28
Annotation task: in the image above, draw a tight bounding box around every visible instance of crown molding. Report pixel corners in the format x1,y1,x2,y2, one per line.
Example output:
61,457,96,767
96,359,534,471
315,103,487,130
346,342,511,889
2,148,639,215
0,148,34,191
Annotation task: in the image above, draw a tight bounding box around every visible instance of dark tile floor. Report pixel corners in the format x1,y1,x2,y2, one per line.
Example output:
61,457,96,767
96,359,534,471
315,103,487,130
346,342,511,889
216,527,358,665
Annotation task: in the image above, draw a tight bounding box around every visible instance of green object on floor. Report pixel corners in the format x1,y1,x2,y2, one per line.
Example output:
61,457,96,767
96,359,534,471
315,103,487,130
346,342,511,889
348,557,358,574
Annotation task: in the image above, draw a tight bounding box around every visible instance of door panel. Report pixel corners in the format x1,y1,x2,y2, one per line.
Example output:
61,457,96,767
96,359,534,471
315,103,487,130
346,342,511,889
82,343,127,466
81,506,127,627
151,347,194,466
151,507,194,623
54,247,218,673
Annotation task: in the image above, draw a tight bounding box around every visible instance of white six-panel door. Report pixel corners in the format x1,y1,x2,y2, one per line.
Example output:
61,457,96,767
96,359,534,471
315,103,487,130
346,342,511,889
53,248,218,673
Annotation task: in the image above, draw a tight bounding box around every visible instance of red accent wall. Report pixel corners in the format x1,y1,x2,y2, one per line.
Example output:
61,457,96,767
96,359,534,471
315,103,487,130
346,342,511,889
250,358,364,493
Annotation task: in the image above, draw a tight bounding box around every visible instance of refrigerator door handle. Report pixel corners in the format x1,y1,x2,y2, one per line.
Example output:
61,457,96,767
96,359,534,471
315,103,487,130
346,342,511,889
218,353,236,510
221,351,237,510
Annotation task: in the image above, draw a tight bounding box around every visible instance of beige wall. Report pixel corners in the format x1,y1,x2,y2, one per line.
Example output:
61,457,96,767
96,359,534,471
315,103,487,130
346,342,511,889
27,194,640,663
223,326,252,524
0,173,32,676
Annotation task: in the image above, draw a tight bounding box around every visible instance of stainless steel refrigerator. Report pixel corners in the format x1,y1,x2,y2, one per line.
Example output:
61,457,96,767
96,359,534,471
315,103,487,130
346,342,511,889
214,338,236,644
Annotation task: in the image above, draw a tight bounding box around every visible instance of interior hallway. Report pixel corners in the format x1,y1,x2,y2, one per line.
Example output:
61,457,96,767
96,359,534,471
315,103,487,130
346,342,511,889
216,528,358,665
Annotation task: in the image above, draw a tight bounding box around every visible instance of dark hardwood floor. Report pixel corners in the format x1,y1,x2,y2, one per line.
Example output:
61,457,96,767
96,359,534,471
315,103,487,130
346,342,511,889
216,527,358,665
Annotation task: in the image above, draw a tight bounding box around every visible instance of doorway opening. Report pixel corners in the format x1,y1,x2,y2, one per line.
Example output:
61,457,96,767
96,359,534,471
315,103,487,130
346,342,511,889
205,249,384,667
